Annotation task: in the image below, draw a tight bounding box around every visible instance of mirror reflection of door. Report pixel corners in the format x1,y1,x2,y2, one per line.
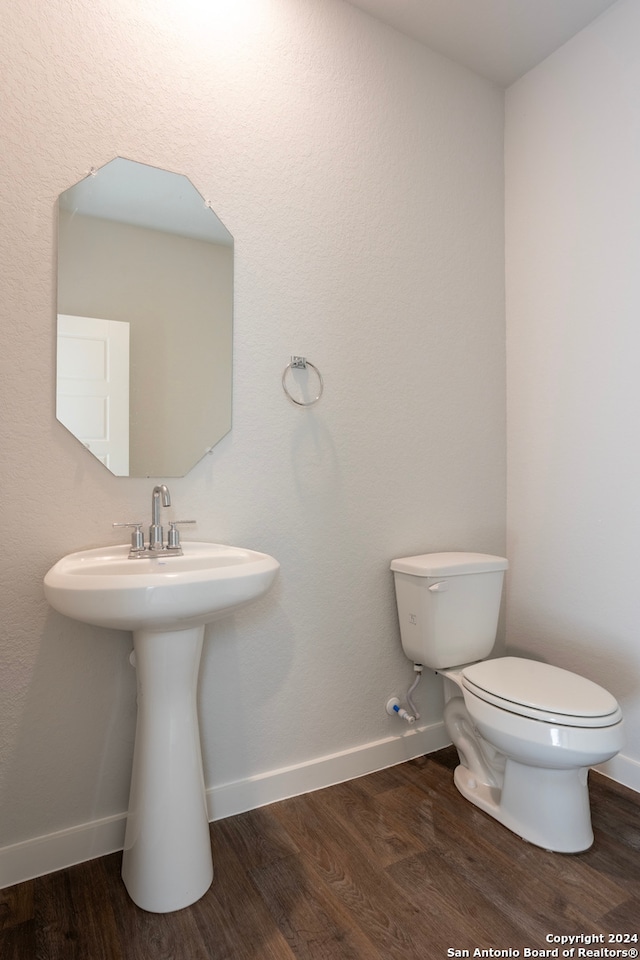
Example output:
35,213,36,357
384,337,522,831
56,315,130,475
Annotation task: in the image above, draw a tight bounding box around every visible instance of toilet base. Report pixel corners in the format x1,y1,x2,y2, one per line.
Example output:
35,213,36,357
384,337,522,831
453,759,594,853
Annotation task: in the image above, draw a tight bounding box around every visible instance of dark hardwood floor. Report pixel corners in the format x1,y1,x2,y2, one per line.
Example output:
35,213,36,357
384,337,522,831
1,747,639,959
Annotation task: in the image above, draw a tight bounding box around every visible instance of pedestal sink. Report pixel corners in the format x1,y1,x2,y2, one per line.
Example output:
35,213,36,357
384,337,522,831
44,542,279,913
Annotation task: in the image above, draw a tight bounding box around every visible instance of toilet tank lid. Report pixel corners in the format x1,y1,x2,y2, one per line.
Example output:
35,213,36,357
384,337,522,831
390,552,508,577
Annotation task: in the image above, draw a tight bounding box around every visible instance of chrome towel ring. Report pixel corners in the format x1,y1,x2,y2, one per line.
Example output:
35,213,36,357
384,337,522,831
282,356,324,407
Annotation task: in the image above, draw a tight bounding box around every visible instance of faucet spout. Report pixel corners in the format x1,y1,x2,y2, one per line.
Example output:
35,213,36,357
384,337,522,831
150,484,171,550
152,484,171,524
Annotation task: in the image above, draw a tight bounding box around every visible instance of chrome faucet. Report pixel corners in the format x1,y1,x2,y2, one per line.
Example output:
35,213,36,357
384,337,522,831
113,484,195,557
149,484,171,551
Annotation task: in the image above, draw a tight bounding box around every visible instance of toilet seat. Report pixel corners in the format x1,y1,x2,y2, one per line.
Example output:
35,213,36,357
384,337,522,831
461,657,622,728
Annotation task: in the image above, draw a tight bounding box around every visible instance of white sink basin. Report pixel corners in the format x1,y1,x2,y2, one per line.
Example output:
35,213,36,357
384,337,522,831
44,541,280,631
43,539,279,914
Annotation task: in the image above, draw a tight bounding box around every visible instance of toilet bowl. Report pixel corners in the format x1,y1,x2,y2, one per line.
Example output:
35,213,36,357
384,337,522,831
440,658,623,851
390,552,624,852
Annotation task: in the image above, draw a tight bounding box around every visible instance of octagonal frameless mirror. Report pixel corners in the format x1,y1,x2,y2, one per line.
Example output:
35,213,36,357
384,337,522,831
56,158,233,477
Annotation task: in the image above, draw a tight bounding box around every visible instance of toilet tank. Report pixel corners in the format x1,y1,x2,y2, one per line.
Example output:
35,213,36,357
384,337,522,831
390,552,508,670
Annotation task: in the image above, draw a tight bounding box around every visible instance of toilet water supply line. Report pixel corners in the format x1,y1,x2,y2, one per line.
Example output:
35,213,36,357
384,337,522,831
387,664,423,724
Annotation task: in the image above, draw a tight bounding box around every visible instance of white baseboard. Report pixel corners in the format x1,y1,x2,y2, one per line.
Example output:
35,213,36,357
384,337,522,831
0,812,127,892
206,719,450,822
594,751,640,793
0,721,449,891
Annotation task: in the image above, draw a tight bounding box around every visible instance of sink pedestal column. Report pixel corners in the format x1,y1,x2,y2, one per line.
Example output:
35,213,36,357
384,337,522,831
122,625,213,913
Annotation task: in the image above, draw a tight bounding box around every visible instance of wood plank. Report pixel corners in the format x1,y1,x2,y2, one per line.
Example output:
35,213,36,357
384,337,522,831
387,848,532,950
356,764,414,797
66,858,123,960
0,878,34,930
251,853,383,959
590,772,640,850
422,797,621,937
0,919,36,960
213,806,300,872
601,897,640,928
307,776,427,867
271,788,492,959
33,869,80,960
103,852,211,960
191,821,298,960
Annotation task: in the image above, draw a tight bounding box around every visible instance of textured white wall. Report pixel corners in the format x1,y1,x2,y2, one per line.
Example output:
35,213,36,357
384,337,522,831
506,0,640,786
0,0,505,850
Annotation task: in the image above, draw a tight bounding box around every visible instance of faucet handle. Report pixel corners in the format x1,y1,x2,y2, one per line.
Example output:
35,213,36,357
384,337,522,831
167,520,196,550
113,522,145,553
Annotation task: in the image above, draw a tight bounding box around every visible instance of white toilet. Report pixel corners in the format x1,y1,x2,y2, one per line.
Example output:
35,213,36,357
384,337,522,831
390,552,624,852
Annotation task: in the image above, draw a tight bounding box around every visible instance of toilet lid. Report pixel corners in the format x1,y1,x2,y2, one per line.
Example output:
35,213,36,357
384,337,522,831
461,657,622,727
